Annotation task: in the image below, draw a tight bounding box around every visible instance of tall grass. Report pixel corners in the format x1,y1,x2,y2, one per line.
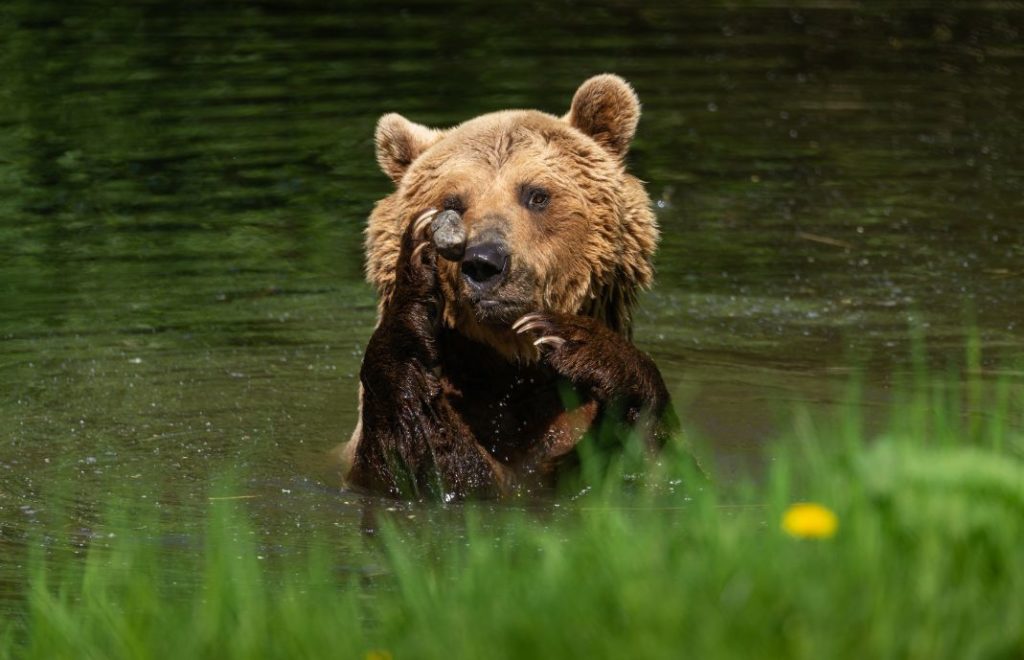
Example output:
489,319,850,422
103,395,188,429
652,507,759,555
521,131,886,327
3,374,1023,660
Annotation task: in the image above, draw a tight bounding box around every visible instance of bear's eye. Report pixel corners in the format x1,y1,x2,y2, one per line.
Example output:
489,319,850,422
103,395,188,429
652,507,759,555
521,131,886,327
443,195,465,213
523,187,550,212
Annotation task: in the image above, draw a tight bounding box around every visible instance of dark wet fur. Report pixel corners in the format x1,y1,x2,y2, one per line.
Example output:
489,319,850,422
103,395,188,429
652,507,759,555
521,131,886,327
348,214,676,499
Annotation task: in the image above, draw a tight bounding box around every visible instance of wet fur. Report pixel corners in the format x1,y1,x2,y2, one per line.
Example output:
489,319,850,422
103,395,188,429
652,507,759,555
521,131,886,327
344,75,674,498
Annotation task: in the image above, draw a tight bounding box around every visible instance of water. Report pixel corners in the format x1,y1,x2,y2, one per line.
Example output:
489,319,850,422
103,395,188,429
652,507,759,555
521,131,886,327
1,1,1022,595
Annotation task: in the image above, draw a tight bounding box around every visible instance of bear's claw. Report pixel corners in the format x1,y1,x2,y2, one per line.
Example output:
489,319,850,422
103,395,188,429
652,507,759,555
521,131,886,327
512,313,546,331
413,209,438,239
514,313,567,351
411,241,430,261
514,319,549,334
390,208,442,313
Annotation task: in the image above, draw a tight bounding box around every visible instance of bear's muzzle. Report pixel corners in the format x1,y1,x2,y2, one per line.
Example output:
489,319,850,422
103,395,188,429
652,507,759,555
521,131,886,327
461,240,510,293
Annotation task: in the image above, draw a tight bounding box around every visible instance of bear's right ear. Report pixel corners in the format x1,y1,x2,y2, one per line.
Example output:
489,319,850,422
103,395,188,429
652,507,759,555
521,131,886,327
375,113,444,184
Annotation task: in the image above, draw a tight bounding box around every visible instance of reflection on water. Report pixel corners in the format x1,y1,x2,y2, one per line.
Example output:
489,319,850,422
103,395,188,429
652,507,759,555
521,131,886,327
0,0,1022,595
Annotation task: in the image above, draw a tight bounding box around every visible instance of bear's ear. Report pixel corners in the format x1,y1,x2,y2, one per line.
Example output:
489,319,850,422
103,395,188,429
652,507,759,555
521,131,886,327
375,113,444,184
566,74,640,160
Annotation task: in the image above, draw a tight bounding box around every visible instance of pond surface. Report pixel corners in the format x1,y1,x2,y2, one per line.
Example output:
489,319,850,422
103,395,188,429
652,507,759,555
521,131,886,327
1,1,1022,596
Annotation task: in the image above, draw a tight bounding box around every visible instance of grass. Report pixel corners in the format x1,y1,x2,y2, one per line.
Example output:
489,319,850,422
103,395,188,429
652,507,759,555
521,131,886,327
3,374,1024,660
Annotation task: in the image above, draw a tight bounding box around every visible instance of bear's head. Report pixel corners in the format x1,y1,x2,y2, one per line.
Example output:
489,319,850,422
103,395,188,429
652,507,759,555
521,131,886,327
365,74,657,360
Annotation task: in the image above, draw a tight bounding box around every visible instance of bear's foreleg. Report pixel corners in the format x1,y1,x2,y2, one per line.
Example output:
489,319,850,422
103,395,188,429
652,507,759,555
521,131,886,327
350,211,511,498
513,312,679,448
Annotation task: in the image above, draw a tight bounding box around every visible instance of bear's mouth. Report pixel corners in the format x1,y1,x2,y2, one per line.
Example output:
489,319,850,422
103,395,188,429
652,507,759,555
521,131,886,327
453,262,536,327
466,295,527,326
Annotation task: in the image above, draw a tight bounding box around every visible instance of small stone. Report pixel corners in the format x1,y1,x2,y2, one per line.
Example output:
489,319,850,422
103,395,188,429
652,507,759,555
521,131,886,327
431,209,466,261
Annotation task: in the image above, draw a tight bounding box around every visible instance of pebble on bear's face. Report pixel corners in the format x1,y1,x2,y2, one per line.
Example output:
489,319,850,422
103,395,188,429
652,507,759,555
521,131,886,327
431,209,467,262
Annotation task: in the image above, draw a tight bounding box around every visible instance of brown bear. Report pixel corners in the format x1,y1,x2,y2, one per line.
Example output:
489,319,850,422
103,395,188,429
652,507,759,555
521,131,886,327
340,74,676,498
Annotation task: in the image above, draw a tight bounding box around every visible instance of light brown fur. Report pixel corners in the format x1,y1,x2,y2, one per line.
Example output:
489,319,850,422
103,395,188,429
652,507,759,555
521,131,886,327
364,77,657,360
342,75,667,495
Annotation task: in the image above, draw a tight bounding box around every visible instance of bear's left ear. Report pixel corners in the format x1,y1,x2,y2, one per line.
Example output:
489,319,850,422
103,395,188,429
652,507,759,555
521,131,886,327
566,74,640,160
375,113,445,184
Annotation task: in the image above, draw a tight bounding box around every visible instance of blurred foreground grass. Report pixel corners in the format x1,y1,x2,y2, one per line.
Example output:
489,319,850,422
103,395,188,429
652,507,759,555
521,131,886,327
3,374,1023,660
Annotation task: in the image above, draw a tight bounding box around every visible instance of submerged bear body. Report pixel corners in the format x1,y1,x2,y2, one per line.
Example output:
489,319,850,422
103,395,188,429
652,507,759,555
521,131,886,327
341,75,676,498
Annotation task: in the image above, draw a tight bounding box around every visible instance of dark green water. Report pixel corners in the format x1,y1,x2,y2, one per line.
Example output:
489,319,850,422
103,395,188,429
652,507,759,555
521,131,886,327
1,1,1022,594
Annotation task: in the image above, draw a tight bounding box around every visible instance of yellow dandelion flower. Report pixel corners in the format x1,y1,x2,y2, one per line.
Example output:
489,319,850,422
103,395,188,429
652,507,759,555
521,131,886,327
365,651,393,660
781,502,838,539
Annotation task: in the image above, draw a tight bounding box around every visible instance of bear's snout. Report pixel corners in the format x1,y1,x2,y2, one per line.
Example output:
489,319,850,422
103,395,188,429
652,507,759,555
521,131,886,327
461,241,510,292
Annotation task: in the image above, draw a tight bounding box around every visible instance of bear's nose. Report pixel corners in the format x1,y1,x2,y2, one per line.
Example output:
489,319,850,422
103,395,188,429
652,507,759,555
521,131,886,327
461,241,510,291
